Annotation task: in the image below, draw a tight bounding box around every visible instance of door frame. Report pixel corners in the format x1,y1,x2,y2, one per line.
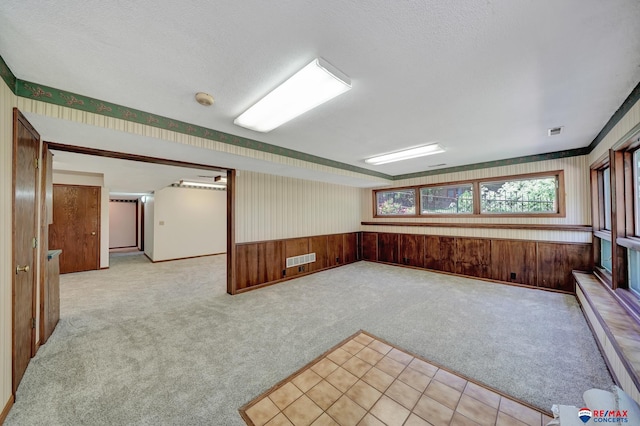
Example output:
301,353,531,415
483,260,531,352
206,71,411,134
44,142,237,293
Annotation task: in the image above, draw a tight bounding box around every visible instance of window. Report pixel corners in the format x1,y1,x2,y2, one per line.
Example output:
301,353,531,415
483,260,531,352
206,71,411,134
629,249,640,297
420,184,473,214
480,176,558,214
373,171,564,218
601,239,613,273
635,150,640,235
375,189,416,216
603,167,611,230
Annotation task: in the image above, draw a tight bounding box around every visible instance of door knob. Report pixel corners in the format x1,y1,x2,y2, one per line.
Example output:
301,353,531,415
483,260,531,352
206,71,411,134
16,265,30,274
91,232,96,235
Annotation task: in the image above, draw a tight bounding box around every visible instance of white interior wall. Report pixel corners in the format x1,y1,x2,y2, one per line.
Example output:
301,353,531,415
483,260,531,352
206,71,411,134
52,171,109,268
143,195,155,259
151,186,226,261
109,201,137,248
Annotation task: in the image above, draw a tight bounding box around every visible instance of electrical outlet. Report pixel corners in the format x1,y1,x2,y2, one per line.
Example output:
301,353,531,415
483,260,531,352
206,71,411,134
510,272,516,280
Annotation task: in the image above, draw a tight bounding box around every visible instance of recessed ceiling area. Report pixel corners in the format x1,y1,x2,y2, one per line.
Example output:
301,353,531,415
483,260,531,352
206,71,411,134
2,0,640,180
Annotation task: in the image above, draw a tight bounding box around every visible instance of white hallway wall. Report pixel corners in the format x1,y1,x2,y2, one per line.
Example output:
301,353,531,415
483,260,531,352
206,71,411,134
150,186,226,262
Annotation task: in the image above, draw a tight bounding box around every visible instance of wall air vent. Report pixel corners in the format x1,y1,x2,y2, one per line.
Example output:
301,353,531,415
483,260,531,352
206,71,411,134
548,126,563,136
286,253,316,268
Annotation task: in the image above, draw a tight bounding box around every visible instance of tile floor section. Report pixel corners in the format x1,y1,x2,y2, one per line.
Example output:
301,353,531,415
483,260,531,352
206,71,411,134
239,331,553,426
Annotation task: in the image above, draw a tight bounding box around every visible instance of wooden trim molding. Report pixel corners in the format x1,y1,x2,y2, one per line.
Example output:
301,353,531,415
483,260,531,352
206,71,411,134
361,222,592,232
226,169,237,295
1,394,15,424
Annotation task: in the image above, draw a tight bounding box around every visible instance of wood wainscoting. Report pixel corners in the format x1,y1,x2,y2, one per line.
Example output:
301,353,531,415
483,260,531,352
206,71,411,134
235,232,359,293
361,232,592,293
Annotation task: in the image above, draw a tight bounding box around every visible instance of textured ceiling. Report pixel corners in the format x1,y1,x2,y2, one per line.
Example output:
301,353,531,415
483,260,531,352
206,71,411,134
2,0,640,188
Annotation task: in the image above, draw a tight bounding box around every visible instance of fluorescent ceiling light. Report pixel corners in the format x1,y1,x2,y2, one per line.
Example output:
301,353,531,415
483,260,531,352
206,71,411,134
365,144,445,165
180,180,226,189
234,58,352,132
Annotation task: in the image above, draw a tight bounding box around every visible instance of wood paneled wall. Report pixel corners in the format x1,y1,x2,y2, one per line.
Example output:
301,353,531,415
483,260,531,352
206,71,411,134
362,232,592,292
235,232,359,293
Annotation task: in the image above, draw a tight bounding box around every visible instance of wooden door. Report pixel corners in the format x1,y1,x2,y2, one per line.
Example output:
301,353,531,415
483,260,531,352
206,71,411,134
49,184,101,273
13,109,39,393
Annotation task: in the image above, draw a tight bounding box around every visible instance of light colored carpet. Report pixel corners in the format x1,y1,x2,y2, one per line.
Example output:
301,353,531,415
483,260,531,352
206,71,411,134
6,255,613,425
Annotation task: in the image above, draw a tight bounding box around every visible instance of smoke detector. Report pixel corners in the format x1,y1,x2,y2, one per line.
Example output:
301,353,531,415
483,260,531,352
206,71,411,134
195,92,215,106
548,126,563,136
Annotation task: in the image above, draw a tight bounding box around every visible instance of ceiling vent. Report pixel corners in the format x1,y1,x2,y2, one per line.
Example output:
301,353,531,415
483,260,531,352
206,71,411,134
548,126,563,136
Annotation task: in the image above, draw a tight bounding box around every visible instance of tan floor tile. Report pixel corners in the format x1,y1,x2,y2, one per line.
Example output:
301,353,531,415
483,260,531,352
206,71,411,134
356,414,385,426
385,379,421,410
499,398,542,426
397,367,431,392
265,413,295,426
463,381,500,409
368,340,392,355
386,348,414,365
424,379,462,410
403,413,431,426
434,368,467,392
269,382,303,410
342,339,366,355
292,369,323,392
312,358,340,378
369,395,410,426
407,358,438,377
496,411,528,426
326,395,367,426
353,333,374,346
361,367,395,392
311,413,340,426
246,397,281,426
282,395,323,426
327,348,352,365
413,395,455,426
375,356,406,378
307,380,342,410
355,347,385,365
345,380,382,410
326,367,359,393
450,412,481,426
342,356,372,378
456,394,498,425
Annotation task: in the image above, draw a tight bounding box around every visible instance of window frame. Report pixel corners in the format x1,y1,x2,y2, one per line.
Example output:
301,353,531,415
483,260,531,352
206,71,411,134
373,170,565,218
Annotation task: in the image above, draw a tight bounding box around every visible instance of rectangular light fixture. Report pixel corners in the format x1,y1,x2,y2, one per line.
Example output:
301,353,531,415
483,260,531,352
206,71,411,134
180,180,226,189
234,58,352,132
365,144,445,165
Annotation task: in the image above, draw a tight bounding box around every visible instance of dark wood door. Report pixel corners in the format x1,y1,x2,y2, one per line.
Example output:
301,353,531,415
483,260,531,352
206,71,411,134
400,234,424,267
13,109,39,393
49,184,101,273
